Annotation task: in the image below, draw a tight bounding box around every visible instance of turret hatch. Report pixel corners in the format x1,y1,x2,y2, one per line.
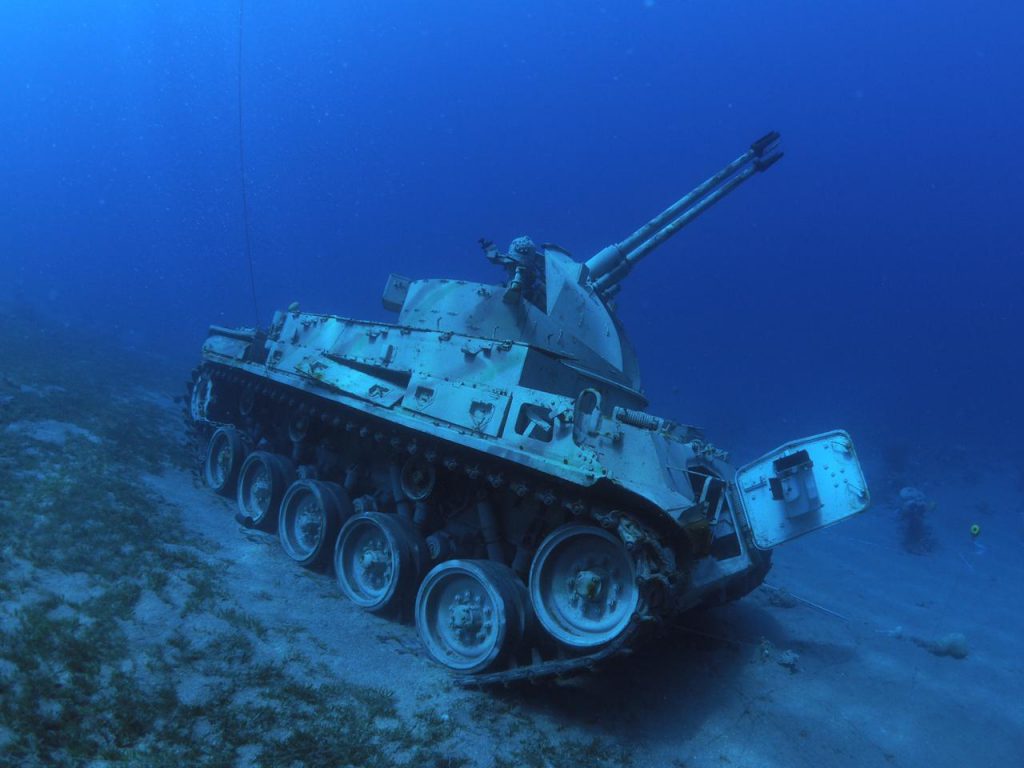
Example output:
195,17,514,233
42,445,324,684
736,430,869,550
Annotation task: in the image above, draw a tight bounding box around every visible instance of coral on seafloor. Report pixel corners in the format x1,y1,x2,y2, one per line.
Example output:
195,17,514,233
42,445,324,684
757,639,800,673
898,486,936,554
913,632,969,660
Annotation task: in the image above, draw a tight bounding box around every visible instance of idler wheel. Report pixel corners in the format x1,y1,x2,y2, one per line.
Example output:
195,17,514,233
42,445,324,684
415,560,534,674
236,452,296,531
334,512,427,613
278,480,352,570
190,371,215,423
528,523,638,649
204,426,249,496
399,455,436,501
288,413,310,443
238,386,257,417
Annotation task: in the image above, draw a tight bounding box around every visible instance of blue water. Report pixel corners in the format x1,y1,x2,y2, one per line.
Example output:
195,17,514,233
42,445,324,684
2,0,1022,459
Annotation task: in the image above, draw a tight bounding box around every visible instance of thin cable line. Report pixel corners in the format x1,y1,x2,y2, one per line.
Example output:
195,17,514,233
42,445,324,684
238,0,260,325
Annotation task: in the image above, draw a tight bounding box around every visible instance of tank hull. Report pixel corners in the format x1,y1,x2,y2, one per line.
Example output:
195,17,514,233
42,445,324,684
187,310,799,683
187,134,868,681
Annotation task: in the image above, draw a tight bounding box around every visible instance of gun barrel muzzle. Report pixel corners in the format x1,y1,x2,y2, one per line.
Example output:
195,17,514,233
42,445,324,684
586,132,783,294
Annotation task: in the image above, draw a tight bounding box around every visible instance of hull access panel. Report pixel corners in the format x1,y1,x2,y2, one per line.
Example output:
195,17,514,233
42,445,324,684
736,430,869,550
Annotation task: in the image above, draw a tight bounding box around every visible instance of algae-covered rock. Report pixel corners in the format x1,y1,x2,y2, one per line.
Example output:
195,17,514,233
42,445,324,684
914,632,969,659
898,486,937,554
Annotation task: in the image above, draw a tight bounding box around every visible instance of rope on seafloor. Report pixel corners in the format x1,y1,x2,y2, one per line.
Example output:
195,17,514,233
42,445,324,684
665,583,850,652
670,622,764,650
237,0,261,326
761,582,851,622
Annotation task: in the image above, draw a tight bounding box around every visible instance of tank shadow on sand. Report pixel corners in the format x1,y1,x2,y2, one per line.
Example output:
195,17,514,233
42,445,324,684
487,603,909,765
497,603,783,744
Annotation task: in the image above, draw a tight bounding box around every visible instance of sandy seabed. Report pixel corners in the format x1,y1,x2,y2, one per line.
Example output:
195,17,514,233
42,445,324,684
1,316,1021,767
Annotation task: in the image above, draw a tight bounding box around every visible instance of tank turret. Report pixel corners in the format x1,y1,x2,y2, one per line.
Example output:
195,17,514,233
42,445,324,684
188,130,868,685
386,134,782,397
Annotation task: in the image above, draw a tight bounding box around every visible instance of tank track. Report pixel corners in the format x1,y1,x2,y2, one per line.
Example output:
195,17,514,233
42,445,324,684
456,621,642,687
184,361,682,684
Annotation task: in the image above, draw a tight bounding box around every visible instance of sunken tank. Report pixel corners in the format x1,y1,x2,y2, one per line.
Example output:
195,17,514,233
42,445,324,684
187,132,870,683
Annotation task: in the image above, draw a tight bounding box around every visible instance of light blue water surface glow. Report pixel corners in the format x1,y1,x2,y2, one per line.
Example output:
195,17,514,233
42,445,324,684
1,0,1021,456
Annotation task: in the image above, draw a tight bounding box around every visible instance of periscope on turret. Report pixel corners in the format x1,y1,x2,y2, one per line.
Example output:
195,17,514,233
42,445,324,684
186,131,868,683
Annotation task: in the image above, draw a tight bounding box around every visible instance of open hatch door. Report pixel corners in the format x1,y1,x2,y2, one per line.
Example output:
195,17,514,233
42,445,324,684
736,430,869,550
